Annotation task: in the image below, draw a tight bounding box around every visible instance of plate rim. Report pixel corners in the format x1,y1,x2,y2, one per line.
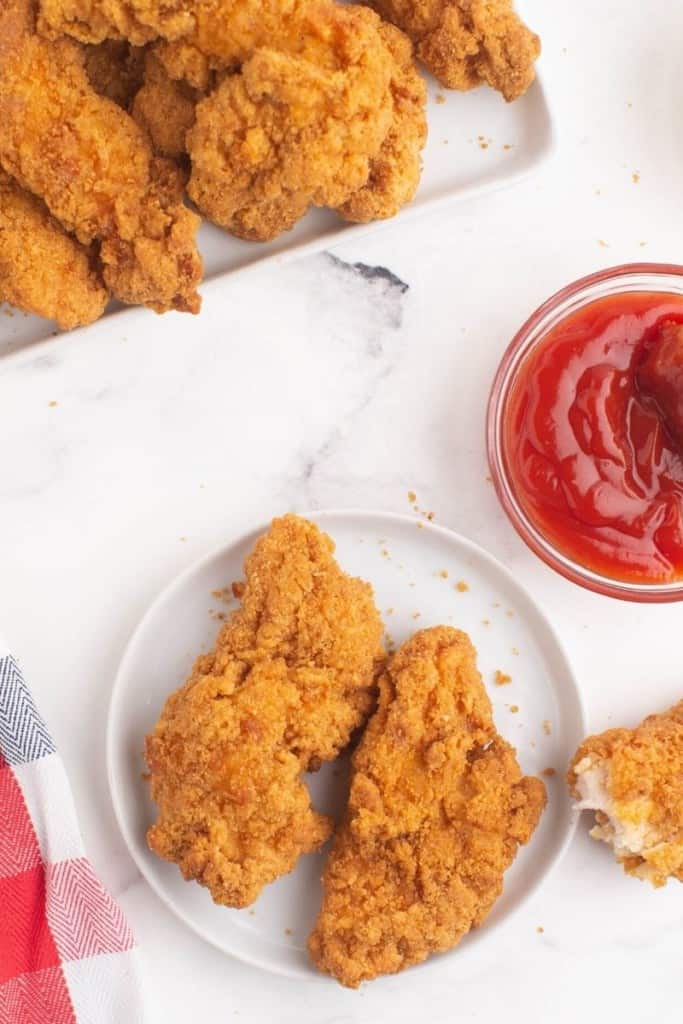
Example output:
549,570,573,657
106,507,585,982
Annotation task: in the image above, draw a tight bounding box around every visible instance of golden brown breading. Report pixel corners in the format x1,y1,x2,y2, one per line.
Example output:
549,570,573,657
308,627,546,987
84,38,146,107
0,0,202,313
569,702,683,887
336,23,426,224
368,0,539,101
145,515,385,908
186,6,415,241
37,0,195,44
131,49,199,159
0,169,108,329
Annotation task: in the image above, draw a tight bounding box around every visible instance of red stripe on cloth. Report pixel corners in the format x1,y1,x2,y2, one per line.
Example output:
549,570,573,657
0,965,76,1024
46,858,136,963
0,763,42,878
0,866,60,985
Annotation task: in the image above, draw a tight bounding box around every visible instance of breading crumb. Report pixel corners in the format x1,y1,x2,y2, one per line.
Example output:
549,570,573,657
455,580,469,593
509,704,519,714
543,720,552,736
542,767,556,777
232,581,245,599
494,670,512,686
407,490,417,503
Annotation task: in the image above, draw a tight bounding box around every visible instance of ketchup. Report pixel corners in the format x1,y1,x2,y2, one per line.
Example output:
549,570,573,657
505,292,683,584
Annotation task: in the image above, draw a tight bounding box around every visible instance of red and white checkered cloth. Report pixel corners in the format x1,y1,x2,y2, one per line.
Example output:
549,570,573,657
0,646,145,1023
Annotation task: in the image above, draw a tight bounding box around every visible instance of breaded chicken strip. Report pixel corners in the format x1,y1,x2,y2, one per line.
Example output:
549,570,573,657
84,38,145,107
145,515,385,908
186,6,420,240
131,49,199,159
336,23,426,224
0,0,202,313
367,0,539,101
309,627,546,987
0,170,108,329
569,702,683,887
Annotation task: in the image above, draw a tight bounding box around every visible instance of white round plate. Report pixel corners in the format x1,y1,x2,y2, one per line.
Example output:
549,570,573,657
108,510,585,981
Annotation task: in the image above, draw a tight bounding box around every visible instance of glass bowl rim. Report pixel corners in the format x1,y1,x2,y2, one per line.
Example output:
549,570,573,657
487,262,683,603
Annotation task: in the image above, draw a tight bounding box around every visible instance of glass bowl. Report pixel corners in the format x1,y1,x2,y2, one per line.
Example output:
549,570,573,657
487,263,683,603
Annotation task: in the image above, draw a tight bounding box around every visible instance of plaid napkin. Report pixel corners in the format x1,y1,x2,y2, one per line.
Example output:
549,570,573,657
0,647,145,1024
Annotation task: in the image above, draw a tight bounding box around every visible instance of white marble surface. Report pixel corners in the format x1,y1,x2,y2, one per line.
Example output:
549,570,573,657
2,1,683,1020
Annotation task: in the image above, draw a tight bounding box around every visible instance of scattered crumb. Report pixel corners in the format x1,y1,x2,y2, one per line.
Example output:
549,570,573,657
494,670,512,686
439,569,448,579
248,910,256,916
477,134,492,150
443,138,449,145
485,474,493,484
481,619,491,627
638,241,648,247
455,580,469,593
598,239,609,248
512,646,519,656
509,704,519,714
435,93,445,104
407,490,417,503
542,767,556,778
386,607,394,616
536,926,544,934
412,612,421,620
48,400,58,407
426,511,435,521
211,587,233,604
232,581,245,599
381,548,390,558
543,720,552,736
632,171,640,184
284,928,293,936
506,610,514,618
179,536,187,542
209,609,227,621
416,522,424,529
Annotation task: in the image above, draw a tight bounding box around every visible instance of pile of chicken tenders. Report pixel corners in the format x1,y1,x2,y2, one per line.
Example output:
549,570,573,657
0,0,539,328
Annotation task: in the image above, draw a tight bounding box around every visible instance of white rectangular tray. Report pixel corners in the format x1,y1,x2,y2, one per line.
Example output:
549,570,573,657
1,73,553,352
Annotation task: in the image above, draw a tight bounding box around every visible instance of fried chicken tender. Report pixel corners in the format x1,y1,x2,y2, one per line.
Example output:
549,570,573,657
84,38,145,107
569,702,683,887
131,49,199,159
367,0,539,101
186,6,418,241
0,0,202,313
308,627,546,987
336,23,426,224
0,170,108,329
145,515,385,908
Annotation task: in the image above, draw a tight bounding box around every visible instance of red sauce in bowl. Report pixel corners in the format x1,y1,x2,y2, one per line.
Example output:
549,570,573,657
505,291,683,584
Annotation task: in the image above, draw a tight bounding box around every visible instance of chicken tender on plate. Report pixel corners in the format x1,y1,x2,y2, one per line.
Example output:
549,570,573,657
367,0,539,101
308,626,546,987
0,0,202,314
186,6,423,240
569,702,683,887
0,169,108,329
145,515,385,908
